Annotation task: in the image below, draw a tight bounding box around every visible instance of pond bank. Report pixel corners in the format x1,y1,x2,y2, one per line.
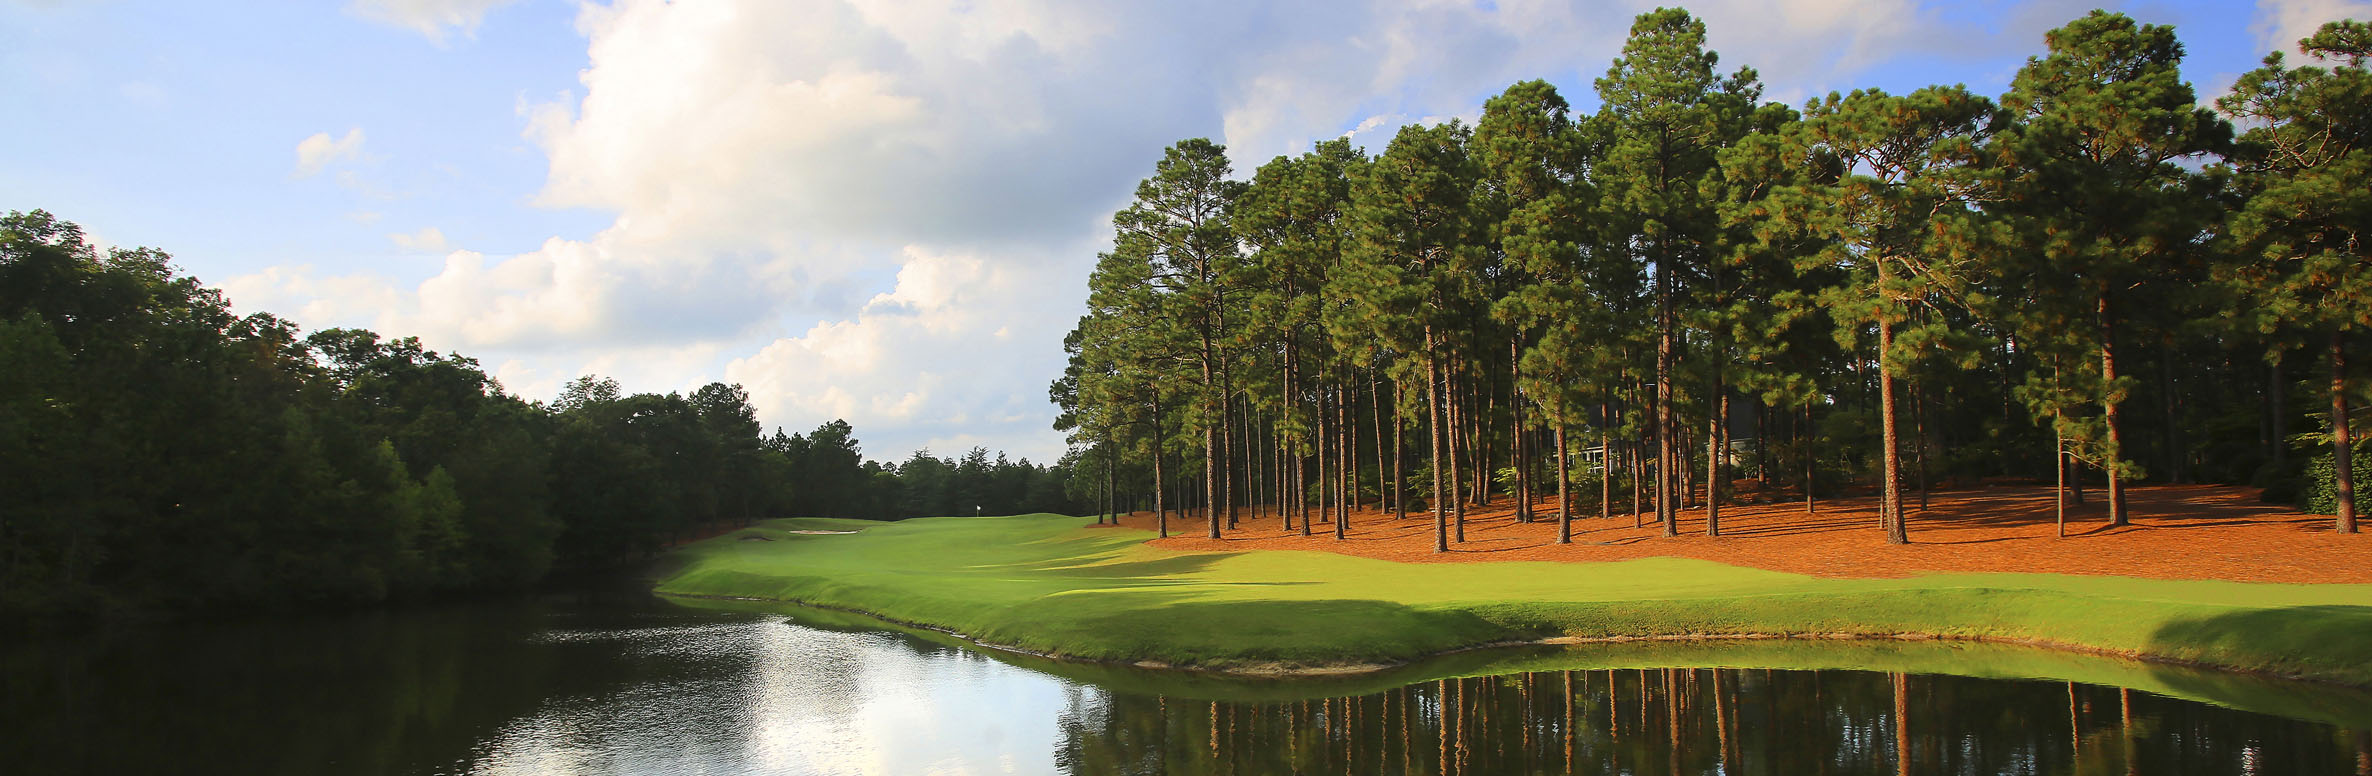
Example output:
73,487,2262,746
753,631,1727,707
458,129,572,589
653,515,2372,687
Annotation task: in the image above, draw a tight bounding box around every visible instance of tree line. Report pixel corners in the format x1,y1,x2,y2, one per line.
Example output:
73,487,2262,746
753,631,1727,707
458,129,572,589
0,211,1083,616
1053,10,2370,549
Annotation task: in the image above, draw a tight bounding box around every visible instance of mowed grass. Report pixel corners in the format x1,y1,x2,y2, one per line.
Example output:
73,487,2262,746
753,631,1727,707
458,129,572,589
654,514,2372,686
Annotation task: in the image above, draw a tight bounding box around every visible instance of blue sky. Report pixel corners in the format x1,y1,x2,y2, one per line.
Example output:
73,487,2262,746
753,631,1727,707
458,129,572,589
3,0,2364,465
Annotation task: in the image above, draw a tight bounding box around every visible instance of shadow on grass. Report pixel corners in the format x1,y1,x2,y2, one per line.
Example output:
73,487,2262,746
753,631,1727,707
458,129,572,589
1021,552,1243,579
2145,604,2372,728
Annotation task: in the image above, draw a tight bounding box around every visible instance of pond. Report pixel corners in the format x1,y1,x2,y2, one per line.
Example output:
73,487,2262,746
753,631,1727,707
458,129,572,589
6,589,2368,775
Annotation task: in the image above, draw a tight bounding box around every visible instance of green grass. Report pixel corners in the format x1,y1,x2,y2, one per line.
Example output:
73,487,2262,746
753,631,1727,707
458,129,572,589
670,599,2372,727
654,514,2372,689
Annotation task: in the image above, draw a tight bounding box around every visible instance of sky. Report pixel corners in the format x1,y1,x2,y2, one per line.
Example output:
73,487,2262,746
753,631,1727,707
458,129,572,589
2,0,2366,466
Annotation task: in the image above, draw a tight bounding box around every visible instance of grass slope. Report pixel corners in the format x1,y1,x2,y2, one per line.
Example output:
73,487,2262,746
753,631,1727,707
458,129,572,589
654,514,2372,687
669,599,2372,728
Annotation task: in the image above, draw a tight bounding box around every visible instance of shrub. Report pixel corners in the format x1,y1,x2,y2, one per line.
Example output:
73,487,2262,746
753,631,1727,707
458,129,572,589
2301,441,2369,515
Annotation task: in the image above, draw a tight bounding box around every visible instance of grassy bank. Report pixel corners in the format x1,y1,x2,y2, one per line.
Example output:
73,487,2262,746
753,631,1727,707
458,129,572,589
669,599,2372,728
653,514,2372,687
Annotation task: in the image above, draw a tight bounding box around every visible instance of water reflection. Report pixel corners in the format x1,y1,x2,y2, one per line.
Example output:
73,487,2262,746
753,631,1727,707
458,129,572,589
6,594,2369,775
1057,667,2372,775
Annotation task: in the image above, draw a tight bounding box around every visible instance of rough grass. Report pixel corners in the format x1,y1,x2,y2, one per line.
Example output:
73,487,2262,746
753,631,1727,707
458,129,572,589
654,514,2372,688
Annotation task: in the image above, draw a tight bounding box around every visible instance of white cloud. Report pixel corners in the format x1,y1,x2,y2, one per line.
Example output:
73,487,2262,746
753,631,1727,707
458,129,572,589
244,0,2005,463
216,263,405,329
348,0,521,44
293,128,365,178
725,246,1074,460
388,226,448,253
2253,0,2372,57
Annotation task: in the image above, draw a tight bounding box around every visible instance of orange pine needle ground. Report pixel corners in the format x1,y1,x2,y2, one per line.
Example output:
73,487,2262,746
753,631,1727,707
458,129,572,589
1100,484,2369,584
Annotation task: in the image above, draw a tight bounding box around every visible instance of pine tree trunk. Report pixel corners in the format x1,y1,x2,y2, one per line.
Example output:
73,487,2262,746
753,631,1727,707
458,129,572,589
1314,387,1326,527
1276,432,1288,529
2272,358,2289,467
2333,329,2357,534
1223,382,1238,530
1272,419,1284,525
1705,259,1724,535
1556,424,1572,544
1477,382,1495,508
1510,338,1530,522
1152,391,1169,539
1914,378,1929,512
1755,402,1769,486
1880,314,1907,545
1633,434,1646,529
1707,376,1725,537
2070,444,2088,505
1372,368,1388,520
1892,673,1911,776
1601,401,1613,522
1342,383,1353,524
1282,351,1296,532
1657,239,1677,538
1426,331,1448,553
1244,406,1257,523
1468,382,1485,507
2160,337,2182,484
2099,292,2130,527
1300,364,1314,536
1804,403,1817,514
1318,385,1333,527
1325,385,1337,527
1681,424,1695,512
2055,410,2067,539
1204,378,1221,538
1337,383,1349,525
1448,368,1468,542
1394,378,1408,521
1337,383,1351,540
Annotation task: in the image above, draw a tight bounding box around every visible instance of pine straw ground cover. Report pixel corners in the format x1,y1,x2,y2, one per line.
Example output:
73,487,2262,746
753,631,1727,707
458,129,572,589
1132,484,2372,583
653,488,2372,688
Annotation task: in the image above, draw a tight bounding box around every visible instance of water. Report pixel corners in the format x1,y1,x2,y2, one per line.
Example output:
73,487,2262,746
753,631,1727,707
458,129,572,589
6,591,2369,775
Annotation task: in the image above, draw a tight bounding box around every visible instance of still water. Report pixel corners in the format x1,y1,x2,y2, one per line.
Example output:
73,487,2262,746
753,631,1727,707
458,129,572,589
6,590,2369,775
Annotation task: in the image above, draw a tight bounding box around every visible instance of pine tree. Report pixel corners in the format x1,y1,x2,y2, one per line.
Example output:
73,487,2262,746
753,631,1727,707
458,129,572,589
1475,80,1600,542
1111,139,1250,539
1340,121,1484,552
1239,140,1367,535
1992,11,2231,527
1741,85,1995,543
1594,8,1761,536
2219,20,2372,533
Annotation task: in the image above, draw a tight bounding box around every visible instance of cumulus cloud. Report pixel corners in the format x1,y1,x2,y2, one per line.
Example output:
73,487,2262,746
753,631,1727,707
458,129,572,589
725,246,1073,460
388,226,448,253
217,263,405,330
293,128,365,178
2253,0,2372,57
349,0,521,43
242,0,2002,462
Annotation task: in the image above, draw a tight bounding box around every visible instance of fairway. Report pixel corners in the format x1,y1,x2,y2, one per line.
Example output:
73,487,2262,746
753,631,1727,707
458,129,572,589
655,514,2372,686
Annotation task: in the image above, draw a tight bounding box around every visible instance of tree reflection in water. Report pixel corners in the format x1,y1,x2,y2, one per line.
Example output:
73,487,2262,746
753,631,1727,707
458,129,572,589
12,599,2370,775
1057,667,2370,776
